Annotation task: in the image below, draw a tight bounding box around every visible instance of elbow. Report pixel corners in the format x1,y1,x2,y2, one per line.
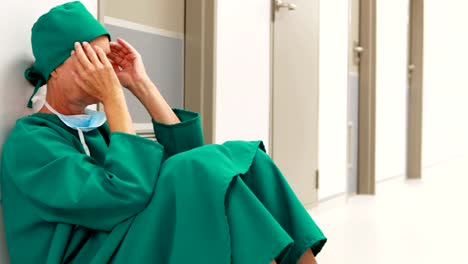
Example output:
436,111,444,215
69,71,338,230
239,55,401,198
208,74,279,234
103,171,156,211
132,182,154,208
120,174,156,209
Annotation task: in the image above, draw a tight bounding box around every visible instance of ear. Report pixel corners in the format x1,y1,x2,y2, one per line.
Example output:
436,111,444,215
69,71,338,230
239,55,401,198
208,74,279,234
50,69,58,79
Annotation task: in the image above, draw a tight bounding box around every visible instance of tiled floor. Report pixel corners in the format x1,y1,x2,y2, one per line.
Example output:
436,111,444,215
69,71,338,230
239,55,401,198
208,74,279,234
310,155,468,264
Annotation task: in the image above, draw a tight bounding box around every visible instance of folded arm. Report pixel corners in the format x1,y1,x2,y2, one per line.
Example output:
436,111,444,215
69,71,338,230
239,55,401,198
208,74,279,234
3,125,164,231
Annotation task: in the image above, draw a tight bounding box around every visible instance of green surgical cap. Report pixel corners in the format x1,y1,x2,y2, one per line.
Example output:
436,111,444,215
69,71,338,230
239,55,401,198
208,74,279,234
25,1,110,108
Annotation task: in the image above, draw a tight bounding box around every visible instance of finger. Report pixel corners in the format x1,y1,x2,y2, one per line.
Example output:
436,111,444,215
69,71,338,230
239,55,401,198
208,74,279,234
72,70,87,90
112,40,139,63
110,61,121,73
110,43,128,59
74,42,93,69
70,50,86,75
82,42,101,65
107,57,119,68
110,41,125,51
107,52,117,62
107,52,124,65
117,38,139,55
94,45,112,67
110,42,128,54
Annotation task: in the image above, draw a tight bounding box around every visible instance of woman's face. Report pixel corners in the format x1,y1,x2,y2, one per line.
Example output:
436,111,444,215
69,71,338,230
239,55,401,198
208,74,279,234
49,35,111,104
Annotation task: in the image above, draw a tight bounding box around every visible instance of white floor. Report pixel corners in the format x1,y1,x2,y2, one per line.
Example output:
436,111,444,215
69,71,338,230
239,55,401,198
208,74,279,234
310,155,468,264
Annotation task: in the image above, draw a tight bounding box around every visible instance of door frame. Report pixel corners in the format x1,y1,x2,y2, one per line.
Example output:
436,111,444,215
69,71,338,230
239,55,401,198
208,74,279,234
357,0,377,194
184,0,217,144
407,0,424,179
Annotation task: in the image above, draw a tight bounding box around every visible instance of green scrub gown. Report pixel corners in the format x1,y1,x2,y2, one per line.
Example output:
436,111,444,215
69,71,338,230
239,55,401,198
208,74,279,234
1,109,326,264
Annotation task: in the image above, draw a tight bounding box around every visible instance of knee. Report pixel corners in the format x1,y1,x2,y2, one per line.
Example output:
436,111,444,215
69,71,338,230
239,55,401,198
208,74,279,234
159,149,225,186
251,149,277,171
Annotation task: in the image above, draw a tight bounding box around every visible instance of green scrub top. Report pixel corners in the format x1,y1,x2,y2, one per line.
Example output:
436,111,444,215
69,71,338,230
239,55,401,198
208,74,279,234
1,109,326,264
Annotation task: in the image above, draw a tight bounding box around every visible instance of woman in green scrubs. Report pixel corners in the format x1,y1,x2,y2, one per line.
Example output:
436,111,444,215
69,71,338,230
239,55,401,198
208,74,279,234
1,2,326,264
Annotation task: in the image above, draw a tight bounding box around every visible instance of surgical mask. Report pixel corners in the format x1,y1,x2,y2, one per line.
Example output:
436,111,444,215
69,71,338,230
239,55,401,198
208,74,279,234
45,101,107,156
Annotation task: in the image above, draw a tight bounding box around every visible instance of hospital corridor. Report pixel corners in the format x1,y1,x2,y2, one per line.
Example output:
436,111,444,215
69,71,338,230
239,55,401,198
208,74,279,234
1,0,468,263
311,155,468,264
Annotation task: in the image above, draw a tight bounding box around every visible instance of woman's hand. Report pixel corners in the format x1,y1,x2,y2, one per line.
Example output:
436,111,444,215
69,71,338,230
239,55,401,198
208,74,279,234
108,38,149,93
71,41,122,104
108,38,180,125
71,41,135,134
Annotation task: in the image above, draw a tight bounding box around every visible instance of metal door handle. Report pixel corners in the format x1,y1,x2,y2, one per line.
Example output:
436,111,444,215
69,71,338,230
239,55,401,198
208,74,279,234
354,46,364,53
352,42,364,65
275,0,297,11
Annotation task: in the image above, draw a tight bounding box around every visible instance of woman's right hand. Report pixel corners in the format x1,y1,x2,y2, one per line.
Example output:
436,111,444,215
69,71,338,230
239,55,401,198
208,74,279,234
71,41,122,105
71,41,135,135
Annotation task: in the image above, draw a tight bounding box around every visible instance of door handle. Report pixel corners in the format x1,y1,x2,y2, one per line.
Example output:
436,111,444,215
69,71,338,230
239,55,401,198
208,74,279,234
353,42,364,65
354,46,364,53
275,0,297,11
408,64,416,82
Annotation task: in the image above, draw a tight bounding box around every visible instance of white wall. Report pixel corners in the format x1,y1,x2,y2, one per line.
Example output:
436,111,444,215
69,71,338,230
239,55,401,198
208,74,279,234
318,0,349,199
215,0,271,150
0,1,98,263
423,0,468,166
375,0,409,181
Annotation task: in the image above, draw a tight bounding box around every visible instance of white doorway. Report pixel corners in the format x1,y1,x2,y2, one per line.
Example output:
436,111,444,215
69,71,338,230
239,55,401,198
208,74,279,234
318,0,350,200
375,0,410,182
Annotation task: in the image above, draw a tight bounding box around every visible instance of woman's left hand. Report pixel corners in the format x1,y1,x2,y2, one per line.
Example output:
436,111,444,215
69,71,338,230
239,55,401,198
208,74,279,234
109,38,180,125
108,38,149,93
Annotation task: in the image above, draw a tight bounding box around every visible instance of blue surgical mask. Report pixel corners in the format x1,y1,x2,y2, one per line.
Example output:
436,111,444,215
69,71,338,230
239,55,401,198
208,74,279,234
45,101,107,156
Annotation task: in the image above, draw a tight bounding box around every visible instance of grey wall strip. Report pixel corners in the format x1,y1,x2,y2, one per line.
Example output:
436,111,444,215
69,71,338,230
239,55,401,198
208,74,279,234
104,24,184,123
348,72,359,195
